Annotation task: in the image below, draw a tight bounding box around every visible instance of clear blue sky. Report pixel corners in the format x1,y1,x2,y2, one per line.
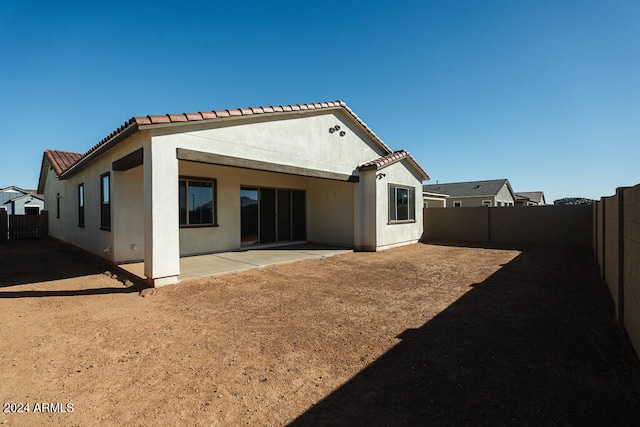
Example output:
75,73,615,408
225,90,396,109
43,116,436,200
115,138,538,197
1,0,638,203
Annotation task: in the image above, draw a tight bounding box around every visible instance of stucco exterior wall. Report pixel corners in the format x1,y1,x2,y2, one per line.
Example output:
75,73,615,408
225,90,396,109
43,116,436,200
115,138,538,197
445,185,514,207
446,196,495,207
44,131,150,261
152,110,386,177
423,197,446,208
375,161,424,250
495,184,515,206
11,197,44,215
112,165,145,262
307,179,355,247
177,161,318,255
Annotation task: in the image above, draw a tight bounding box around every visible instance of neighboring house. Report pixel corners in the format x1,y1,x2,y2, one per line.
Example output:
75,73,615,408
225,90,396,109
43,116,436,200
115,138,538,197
422,179,516,207
38,100,430,287
423,191,448,208
515,191,546,206
554,197,596,206
0,186,44,214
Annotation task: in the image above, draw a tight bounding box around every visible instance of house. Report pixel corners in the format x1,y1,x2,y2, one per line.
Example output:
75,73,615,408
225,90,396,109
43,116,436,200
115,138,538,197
515,191,547,206
422,191,448,208
422,179,516,207
0,186,44,215
37,100,430,287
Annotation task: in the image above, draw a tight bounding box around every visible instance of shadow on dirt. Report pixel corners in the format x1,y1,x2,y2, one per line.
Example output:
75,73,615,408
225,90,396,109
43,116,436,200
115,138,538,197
291,246,640,425
0,238,145,295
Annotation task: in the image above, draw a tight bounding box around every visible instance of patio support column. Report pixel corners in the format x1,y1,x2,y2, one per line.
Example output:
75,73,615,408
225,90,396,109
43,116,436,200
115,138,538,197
143,142,180,286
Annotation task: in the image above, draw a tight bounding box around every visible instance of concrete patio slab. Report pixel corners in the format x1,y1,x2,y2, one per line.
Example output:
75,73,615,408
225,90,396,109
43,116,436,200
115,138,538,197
118,244,352,282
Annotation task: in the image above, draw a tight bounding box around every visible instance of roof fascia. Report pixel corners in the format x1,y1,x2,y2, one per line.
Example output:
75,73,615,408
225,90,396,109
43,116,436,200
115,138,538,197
37,154,51,194
60,123,139,179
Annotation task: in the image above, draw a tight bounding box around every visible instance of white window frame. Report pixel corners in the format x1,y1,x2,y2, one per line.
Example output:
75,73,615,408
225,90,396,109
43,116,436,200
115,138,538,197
482,200,492,207
453,200,462,207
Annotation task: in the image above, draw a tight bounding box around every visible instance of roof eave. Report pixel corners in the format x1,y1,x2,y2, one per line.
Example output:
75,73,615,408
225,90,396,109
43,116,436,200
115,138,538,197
60,122,140,179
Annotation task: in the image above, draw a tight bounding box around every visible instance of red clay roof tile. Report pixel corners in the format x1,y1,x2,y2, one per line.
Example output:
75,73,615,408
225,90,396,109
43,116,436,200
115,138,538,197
167,114,188,122
45,149,84,176
51,100,411,178
148,115,171,124
358,150,430,180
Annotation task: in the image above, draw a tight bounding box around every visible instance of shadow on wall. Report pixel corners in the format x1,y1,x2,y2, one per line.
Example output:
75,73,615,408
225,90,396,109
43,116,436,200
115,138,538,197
291,246,640,425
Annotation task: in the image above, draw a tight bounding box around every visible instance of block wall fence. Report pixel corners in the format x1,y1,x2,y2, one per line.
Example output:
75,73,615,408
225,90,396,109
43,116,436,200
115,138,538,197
422,204,593,248
423,186,640,358
593,184,640,357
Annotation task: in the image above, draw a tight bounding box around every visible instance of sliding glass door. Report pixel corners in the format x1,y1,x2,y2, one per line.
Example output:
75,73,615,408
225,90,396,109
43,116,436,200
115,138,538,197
241,187,305,246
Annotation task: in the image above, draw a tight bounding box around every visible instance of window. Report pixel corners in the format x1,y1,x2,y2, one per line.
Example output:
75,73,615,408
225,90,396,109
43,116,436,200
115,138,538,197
453,201,462,207
482,200,492,207
78,183,85,227
25,206,39,215
100,173,110,230
388,184,415,223
56,193,60,218
179,178,217,226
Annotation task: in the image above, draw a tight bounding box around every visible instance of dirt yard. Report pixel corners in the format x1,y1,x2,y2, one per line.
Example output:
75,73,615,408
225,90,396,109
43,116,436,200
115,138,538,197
0,239,639,426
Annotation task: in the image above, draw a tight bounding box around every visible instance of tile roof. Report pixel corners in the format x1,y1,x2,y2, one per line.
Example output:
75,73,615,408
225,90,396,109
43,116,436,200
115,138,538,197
423,179,512,198
64,100,394,177
45,150,84,176
358,150,430,180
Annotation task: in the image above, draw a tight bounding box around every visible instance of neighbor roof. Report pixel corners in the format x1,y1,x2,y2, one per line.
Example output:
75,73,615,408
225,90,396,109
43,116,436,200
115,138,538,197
48,100,398,179
515,191,545,204
422,179,513,198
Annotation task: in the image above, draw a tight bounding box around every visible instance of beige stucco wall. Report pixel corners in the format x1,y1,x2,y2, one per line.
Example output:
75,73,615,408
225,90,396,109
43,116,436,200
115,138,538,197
176,161,356,256
42,108,428,284
151,110,386,177
446,196,495,207
307,179,355,247
375,161,424,250
43,131,150,262
112,165,145,262
423,196,446,208
446,185,514,207
495,184,515,206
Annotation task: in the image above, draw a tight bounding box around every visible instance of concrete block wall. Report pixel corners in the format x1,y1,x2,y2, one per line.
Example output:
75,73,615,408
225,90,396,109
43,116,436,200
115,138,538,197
423,205,592,248
603,194,620,317
422,207,489,243
491,205,592,247
624,185,640,356
594,183,640,358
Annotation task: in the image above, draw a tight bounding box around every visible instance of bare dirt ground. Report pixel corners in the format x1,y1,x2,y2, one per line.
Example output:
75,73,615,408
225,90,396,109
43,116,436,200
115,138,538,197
0,239,639,426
